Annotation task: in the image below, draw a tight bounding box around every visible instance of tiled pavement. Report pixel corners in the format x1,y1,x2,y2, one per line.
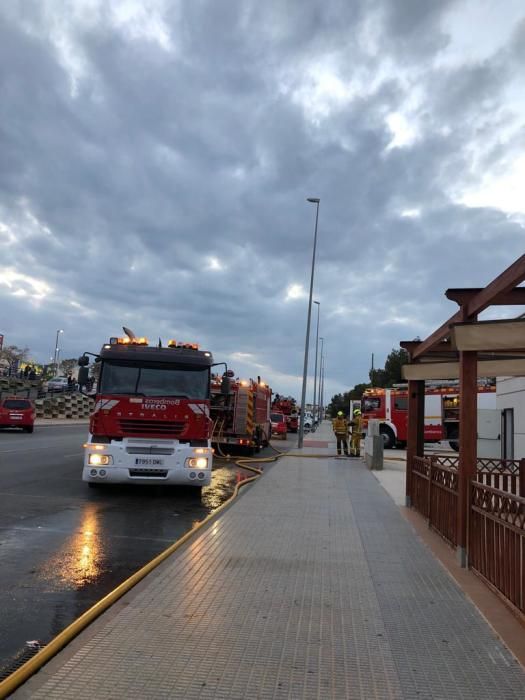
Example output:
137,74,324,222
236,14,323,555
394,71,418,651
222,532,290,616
15,423,525,699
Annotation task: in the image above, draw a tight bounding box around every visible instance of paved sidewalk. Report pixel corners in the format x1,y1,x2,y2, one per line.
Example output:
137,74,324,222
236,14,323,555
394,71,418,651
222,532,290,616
14,423,525,699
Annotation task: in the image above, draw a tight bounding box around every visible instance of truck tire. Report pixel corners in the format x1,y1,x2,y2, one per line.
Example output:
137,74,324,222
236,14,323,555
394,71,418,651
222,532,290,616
448,427,459,452
25,426,34,433
380,425,395,449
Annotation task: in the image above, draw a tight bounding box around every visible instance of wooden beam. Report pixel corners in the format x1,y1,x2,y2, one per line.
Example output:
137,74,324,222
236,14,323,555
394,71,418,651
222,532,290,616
457,351,477,567
410,312,462,360
413,255,525,359
445,287,525,306
466,255,525,316
403,357,525,380
401,340,453,356
406,380,424,507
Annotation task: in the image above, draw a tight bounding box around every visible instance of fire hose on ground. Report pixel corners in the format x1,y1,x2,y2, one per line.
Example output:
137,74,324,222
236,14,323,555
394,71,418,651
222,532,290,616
0,445,333,699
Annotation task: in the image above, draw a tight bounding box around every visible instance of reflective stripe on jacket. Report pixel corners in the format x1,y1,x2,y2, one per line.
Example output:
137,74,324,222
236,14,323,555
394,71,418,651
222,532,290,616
350,415,362,435
332,417,348,436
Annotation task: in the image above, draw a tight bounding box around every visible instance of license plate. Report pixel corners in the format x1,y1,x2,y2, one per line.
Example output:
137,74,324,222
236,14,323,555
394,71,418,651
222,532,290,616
134,457,165,466
10,415,22,420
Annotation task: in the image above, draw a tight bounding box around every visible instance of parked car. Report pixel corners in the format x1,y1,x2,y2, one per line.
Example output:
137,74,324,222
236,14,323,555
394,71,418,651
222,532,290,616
0,397,35,433
270,412,287,440
46,376,69,392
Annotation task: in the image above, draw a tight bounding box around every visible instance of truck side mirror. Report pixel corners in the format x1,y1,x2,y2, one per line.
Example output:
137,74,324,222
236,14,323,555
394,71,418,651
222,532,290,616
221,375,231,395
78,367,90,386
78,355,89,367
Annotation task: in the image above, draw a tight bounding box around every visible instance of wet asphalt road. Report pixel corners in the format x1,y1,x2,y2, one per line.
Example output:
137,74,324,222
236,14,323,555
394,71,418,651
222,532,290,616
0,425,290,674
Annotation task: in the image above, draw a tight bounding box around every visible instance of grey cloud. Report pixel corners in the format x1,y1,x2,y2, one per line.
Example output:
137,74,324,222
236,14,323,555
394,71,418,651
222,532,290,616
1,1,524,397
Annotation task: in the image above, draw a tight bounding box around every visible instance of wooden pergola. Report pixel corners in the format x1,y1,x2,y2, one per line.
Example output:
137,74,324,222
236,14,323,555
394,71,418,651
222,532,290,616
400,254,525,566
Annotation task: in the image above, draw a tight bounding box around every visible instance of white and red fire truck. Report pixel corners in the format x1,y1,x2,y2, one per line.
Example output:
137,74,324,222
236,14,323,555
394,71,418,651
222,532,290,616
80,333,214,488
211,373,272,454
361,382,496,449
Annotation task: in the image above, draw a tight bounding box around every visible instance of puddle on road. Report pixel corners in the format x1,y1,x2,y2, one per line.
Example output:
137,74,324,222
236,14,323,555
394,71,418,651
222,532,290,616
0,460,262,675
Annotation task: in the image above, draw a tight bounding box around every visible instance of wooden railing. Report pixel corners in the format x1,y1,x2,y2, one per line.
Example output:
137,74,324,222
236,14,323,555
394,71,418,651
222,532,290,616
428,461,458,546
476,458,523,496
414,455,524,496
409,455,525,619
469,482,525,617
411,456,430,518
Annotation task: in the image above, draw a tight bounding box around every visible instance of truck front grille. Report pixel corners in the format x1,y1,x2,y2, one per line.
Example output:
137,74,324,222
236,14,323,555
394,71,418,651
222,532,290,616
126,446,174,455
128,468,169,478
119,420,186,436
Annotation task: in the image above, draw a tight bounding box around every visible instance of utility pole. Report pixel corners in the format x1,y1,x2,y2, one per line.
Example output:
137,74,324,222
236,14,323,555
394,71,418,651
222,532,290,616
317,338,324,421
312,301,320,429
298,198,321,449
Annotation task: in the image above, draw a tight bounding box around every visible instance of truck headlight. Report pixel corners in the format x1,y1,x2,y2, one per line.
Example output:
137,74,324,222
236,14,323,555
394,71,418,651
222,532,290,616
186,457,208,469
88,454,113,466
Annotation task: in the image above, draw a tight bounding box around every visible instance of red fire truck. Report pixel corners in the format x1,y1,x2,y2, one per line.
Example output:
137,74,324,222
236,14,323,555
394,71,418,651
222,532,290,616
361,382,496,449
271,395,299,433
211,373,272,454
79,333,214,488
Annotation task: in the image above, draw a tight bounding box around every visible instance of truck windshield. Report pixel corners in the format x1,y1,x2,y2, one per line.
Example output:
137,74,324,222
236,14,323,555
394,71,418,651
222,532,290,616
362,397,381,412
100,362,210,399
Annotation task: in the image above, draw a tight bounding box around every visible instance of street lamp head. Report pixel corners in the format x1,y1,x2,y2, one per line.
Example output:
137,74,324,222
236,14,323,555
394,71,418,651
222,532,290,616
314,300,320,305
58,329,64,334
307,197,320,203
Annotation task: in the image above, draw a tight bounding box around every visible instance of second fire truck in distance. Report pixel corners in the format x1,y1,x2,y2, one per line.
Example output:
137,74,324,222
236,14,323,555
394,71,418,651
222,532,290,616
361,382,496,449
79,331,215,488
210,373,272,455
271,395,299,433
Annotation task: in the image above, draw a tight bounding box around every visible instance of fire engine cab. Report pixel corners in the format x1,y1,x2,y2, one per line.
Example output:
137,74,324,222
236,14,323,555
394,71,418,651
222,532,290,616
271,395,299,433
361,382,496,449
79,332,214,488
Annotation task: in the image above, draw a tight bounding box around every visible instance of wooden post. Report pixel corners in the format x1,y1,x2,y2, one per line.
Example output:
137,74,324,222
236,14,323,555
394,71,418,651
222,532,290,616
406,379,425,507
457,350,477,567
519,459,525,499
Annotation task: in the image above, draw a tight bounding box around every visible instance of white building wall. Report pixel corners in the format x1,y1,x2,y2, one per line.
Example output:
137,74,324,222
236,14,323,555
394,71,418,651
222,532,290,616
496,377,525,458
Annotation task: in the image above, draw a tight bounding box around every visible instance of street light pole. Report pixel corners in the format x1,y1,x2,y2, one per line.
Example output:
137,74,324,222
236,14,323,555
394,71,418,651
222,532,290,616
53,329,64,376
318,337,324,420
320,354,325,419
312,301,320,430
298,197,320,449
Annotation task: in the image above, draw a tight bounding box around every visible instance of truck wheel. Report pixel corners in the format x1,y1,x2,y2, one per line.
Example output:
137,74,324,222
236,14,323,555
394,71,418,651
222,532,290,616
447,427,459,452
25,426,34,433
380,425,395,449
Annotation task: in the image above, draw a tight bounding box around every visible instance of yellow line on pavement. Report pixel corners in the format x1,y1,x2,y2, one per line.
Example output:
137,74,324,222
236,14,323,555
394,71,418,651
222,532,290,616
0,448,332,698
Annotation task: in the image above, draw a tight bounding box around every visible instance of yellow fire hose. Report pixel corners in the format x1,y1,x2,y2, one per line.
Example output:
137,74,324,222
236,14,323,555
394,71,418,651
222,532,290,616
0,446,332,698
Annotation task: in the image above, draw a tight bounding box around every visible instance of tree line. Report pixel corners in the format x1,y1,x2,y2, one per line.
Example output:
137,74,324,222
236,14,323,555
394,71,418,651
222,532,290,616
0,344,78,379
327,348,409,417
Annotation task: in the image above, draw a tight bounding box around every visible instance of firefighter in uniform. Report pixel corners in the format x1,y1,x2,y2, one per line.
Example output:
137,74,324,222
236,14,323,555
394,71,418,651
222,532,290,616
332,411,349,457
350,408,362,457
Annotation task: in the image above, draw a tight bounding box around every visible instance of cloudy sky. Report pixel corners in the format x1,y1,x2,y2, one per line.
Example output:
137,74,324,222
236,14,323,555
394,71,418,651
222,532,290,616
1,0,524,401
